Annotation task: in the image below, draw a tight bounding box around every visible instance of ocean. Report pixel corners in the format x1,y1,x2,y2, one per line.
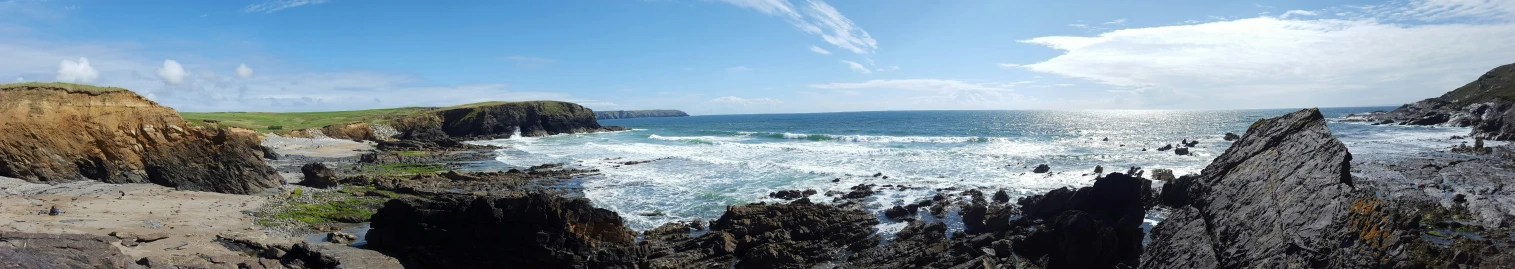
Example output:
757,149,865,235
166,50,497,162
472,107,1479,232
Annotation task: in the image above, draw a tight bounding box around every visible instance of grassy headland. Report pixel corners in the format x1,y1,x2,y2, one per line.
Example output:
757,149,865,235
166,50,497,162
180,107,433,131
0,82,130,94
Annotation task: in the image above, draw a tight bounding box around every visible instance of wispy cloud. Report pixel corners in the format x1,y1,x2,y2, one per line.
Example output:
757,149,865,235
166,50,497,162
810,79,1014,93
840,60,871,74
1067,23,1089,29
726,66,754,73
720,0,877,54
808,45,831,55
1103,19,1126,25
242,0,327,13
1279,10,1317,19
1017,0,1515,108
998,63,1021,69
875,66,899,72
710,96,782,106
505,56,557,69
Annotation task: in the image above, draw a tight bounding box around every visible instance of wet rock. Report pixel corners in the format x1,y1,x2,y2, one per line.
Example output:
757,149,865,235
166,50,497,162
884,205,911,220
1157,144,1174,151
325,232,357,245
1094,165,1104,174
647,201,881,268
1149,168,1175,181
1173,147,1190,155
1032,164,1051,173
1223,132,1241,141
993,189,1011,204
0,232,135,268
366,192,642,268
768,189,812,200
843,184,875,199
299,162,339,188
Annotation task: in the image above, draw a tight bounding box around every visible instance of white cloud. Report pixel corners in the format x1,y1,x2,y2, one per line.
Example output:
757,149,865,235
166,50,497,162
1016,0,1515,108
875,66,899,72
505,56,556,69
15,77,22,82
243,0,327,13
1280,10,1318,18
1395,0,1515,22
726,66,754,73
157,59,188,84
236,64,254,79
710,96,782,106
720,0,878,54
998,63,1021,69
1104,19,1127,25
840,60,871,74
808,45,831,55
1067,23,1089,28
55,57,98,83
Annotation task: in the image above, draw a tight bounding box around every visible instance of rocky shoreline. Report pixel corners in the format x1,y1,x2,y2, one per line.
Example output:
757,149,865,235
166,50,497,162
5,82,1515,268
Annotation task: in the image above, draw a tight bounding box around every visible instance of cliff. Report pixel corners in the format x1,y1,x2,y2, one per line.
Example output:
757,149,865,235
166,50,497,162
594,109,689,120
1370,63,1515,140
390,101,620,140
0,83,282,194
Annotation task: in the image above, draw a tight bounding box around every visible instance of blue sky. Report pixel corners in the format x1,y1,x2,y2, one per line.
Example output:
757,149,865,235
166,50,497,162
4,0,1515,114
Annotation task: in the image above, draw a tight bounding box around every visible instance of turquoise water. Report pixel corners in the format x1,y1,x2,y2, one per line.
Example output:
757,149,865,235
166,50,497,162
474,107,1479,231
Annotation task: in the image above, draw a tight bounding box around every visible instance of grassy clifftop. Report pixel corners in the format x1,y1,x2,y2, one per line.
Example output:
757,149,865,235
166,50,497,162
0,82,130,94
1436,63,1515,108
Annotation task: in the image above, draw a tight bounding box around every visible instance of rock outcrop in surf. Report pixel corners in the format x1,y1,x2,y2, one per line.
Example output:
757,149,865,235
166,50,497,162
0,83,282,194
389,101,624,142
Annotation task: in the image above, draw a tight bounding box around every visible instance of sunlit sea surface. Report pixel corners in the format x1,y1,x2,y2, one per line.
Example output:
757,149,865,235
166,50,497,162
472,107,1479,232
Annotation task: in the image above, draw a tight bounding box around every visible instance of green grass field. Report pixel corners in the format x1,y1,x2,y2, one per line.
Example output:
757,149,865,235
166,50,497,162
179,107,433,131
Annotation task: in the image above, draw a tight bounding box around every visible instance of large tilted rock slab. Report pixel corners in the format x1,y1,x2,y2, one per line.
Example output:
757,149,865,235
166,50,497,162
365,192,644,268
1142,108,1363,268
0,85,281,194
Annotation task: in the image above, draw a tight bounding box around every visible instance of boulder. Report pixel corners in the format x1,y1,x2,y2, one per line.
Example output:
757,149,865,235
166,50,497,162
1157,144,1174,151
1223,132,1240,141
299,162,339,188
1173,147,1190,155
366,192,642,268
1032,164,1051,173
1009,172,1150,268
325,232,357,245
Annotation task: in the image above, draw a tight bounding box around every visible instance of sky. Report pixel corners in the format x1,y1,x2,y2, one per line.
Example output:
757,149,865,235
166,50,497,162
3,0,1515,115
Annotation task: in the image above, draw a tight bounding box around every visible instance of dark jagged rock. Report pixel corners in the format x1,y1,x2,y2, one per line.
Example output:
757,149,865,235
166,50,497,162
1143,108,1367,268
1157,144,1173,151
0,84,282,194
646,201,881,269
993,189,1011,203
366,192,642,268
594,109,690,120
1094,165,1104,174
1010,172,1150,268
768,189,812,200
884,205,911,220
390,101,625,141
1223,132,1240,141
0,232,135,268
1173,147,1190,155
298,162,339,188
1032,164,1051,173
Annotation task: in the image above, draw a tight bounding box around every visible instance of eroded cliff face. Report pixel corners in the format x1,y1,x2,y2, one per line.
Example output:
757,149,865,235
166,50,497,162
0,85,282,194
390,101,614,141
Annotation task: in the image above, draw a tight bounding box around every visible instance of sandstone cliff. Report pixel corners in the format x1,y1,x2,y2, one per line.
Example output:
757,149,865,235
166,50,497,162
0,83,282,194
390,101,620,141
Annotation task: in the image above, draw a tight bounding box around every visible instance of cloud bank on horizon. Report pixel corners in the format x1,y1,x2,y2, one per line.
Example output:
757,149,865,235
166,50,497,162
2,0,1513,114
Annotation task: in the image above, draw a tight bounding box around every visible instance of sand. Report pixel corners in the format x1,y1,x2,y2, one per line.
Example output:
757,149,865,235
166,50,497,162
261,134,375,159
0,176,278,262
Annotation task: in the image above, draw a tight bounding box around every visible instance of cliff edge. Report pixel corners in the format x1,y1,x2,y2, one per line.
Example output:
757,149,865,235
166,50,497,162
0,83,282,194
